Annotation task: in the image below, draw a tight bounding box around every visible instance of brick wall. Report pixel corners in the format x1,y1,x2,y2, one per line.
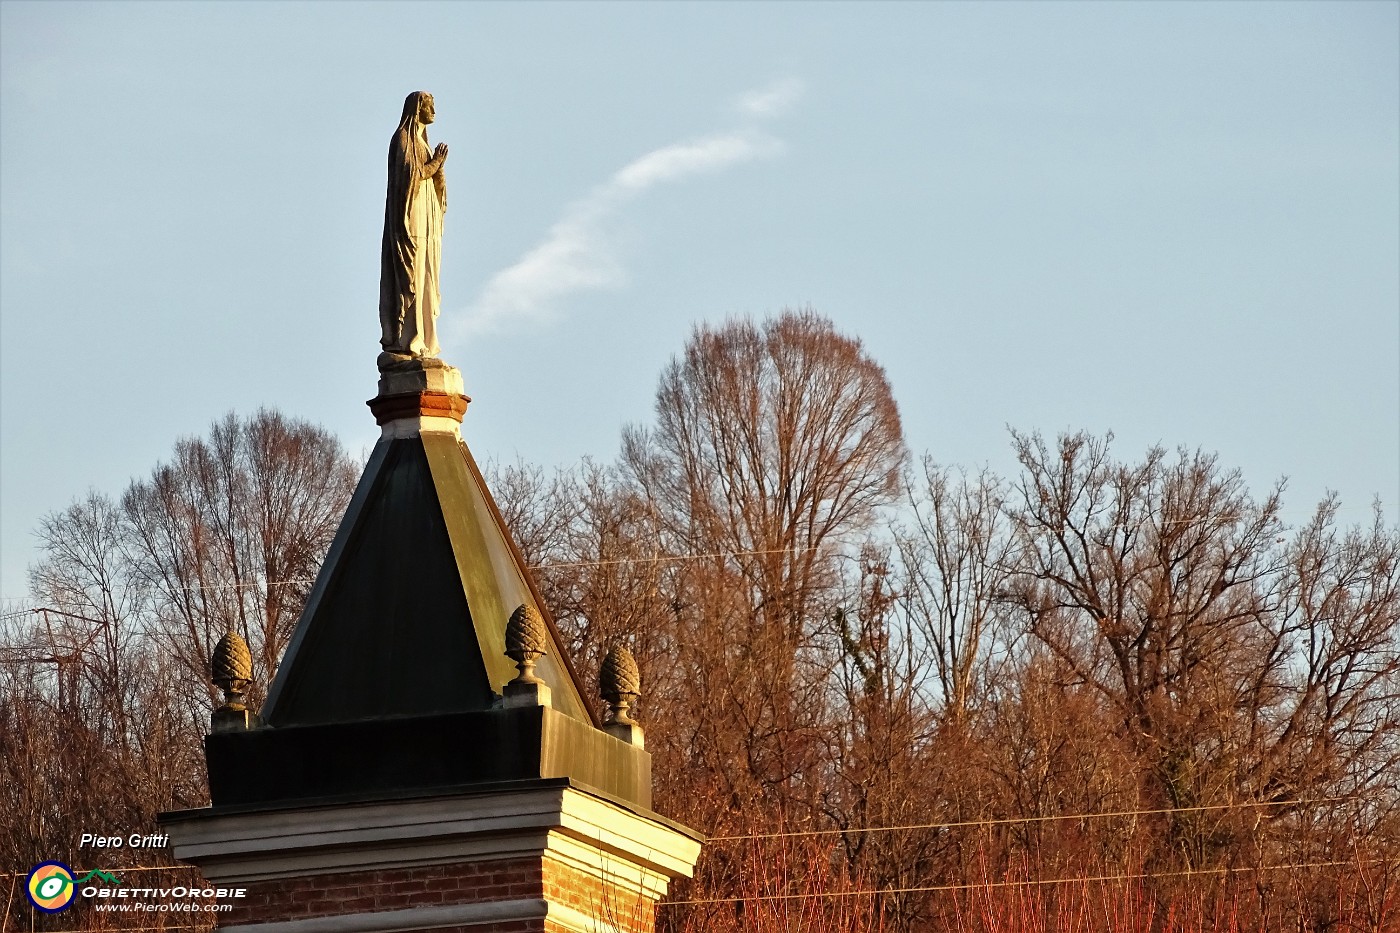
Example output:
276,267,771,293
543,856,655,933
217,854,659,932
221,858,540,925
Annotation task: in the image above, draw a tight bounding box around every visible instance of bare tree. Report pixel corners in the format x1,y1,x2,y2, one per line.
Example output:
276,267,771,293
822,543,943,929
4,494,210,931
1256,498,1400,857
604,309,912,928
482,456,580,572
3,409,356,929
121,409,358,707
619,310,906,802
900,459,1016,725
622,308,906,650
1003,430,1400,872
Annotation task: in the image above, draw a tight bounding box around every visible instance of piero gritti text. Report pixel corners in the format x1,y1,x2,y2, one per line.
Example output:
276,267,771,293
79,832,169,849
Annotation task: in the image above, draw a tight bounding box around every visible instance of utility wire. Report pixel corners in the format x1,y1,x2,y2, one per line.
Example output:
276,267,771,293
660,858,1397,906
0,797,1370,881
527,545,819,572
0,864,201,879
0,545,822,603
3,857,1386,891
704,796,1359,843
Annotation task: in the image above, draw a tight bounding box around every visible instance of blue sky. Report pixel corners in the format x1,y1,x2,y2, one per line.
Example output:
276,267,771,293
2,1,1397,600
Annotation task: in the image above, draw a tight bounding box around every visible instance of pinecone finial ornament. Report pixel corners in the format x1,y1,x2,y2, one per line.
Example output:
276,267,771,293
210,629,257,732
600,643,644,748
503,603,552,708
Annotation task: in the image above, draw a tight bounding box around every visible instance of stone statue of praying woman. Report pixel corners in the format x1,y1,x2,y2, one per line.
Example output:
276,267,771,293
379,91,448,367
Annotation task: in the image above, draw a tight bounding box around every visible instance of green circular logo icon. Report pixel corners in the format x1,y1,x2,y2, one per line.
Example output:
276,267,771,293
26,862,76,913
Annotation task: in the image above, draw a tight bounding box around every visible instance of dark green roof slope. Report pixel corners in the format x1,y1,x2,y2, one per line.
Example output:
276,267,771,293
262,432,594,728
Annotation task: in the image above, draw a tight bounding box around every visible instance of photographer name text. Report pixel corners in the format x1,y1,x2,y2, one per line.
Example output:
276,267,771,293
79,832,170,849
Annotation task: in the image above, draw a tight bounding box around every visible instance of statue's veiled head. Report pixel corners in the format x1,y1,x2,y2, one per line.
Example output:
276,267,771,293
400,91,434,127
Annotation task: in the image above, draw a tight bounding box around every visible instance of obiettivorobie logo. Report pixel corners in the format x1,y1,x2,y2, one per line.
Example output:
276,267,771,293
25,862,124,913
24,860,245,916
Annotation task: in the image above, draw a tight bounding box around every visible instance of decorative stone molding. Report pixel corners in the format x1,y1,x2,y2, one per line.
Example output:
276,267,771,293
165,782,702,933
366,359,470,436
367,390,470,429
219,898,551,932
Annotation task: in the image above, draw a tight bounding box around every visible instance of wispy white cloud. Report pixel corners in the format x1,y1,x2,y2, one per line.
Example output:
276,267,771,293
735,77,805,118
612,132,780,193
458,80,802,339
464,205,623,335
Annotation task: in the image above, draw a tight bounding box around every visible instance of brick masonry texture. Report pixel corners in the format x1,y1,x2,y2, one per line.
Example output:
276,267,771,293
218,855,659,932
543,857,654,933
220,858,540,926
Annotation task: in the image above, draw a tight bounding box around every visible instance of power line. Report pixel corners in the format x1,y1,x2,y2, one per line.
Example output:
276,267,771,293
704,795,1360,843
0,796,1370,882
659,858,1397,906
2,857,1385,891
529,545,819,572
0,581,314,615
0,864,201,879
0,545,823,603
0,606,111,626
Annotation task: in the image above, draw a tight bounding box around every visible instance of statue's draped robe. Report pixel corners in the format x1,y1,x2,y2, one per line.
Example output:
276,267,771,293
379,92,446,357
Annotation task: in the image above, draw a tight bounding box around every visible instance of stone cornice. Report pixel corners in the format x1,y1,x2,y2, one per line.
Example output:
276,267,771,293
215,897,614,933
168,784,702,888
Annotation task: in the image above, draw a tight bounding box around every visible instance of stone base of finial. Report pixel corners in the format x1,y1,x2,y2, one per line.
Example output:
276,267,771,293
211,706,256,733
368,358,470,437
503,679,553,709
605,720,645,748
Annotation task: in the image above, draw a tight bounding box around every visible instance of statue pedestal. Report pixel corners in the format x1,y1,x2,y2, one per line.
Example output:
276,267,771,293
368,358,470,437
